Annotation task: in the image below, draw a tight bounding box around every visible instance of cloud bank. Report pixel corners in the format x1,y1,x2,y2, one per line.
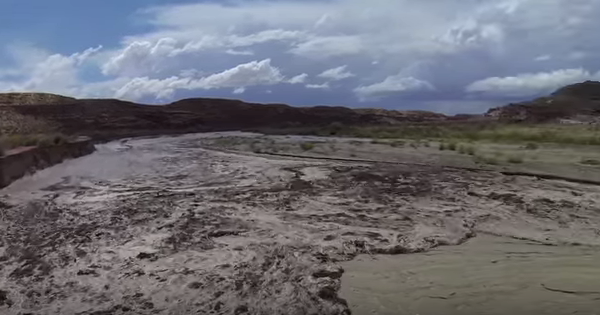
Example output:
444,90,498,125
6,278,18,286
1,0,600,113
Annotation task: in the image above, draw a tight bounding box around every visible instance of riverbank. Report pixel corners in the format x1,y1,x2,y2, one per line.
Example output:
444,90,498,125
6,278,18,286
0,137,95,188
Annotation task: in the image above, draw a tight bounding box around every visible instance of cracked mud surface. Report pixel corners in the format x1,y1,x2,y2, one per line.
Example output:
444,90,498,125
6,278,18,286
1,133,600,314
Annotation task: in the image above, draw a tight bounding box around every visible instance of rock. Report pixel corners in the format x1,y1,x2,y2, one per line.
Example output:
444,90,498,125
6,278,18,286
234,305,249,314
187,282,202,289
0,290,12,307
313,266,344,279
76,269,99,276
136,252,158,261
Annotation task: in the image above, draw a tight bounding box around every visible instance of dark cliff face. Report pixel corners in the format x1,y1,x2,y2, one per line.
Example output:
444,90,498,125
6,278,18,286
486,81,600,122
166,98,365,128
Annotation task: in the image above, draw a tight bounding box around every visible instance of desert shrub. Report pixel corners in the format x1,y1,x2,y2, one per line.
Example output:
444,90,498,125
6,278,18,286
474,154,500,165
390,140,406,147
326,122,345,135
303,122,600,146
53,135,66,145
0,134,70,149
36,136,55,147
580,158,600,166
458,145,467,154
371,139,387,145
466,146,476,155
447,141,458,151
506,155,524,164
524,143,539,150
300,142,316,151
438,143,447,151
249,140,262,153
214,137,238,147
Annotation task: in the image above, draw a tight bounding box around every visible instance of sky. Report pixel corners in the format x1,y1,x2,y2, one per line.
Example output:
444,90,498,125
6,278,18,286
1,0,600,114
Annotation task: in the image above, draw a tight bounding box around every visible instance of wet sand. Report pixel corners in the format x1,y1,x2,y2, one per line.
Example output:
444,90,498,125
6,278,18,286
342,235,600,315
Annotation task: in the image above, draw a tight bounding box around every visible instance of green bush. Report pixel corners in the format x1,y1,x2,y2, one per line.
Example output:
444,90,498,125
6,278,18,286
439,143,447,151
507,155,524,164
300,142,316,151
474,155,500,165
580,158,600,166
524,143,539,150
447,142,458,151
53,134,68,145
290,123,600,146
390,140,406,148
466,146,476,155
458,144,476,155
327,122,345,135
0,133,71,150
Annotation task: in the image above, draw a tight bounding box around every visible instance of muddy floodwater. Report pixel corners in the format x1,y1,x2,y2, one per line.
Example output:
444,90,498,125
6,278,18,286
1,133,600,315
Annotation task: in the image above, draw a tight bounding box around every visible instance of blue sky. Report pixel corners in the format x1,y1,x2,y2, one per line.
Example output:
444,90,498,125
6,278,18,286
1,0,600,114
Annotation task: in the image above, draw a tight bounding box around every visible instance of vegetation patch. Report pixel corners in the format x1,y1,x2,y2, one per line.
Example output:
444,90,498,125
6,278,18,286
580,159,600,166
265,123,600,146
474,154,500,165
447,141,458,151
523,143,540,150
390,140,406,148
0,133,71,155
506,155,525,164
300,142,316,151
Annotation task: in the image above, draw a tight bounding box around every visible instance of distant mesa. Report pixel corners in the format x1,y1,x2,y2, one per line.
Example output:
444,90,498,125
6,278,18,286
1,81,599,139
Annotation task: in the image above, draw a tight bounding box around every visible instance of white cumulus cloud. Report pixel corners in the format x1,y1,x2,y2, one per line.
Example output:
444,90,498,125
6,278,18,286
190,59,283,89
114,59,287,101
466,68,600,97
306,82,330,90
3,0,600,113
226,49,255,56
317,65,355,81
354,75,435,100
0,45,103,96
288,73,309,84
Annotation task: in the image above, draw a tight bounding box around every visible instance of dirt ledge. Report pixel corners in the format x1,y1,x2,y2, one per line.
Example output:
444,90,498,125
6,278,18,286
0,138,95,188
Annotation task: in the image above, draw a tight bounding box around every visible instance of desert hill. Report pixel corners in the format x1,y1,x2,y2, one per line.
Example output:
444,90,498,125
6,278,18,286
3,81,600,139
486,80,600,123
0,92,77,106
0,95,448,139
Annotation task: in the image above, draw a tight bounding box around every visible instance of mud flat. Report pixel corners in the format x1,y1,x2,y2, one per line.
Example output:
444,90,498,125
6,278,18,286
342,235,600,315
1,133,600,315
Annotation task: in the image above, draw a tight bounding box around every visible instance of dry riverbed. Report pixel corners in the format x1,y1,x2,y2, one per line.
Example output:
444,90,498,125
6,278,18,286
1,132,600,315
